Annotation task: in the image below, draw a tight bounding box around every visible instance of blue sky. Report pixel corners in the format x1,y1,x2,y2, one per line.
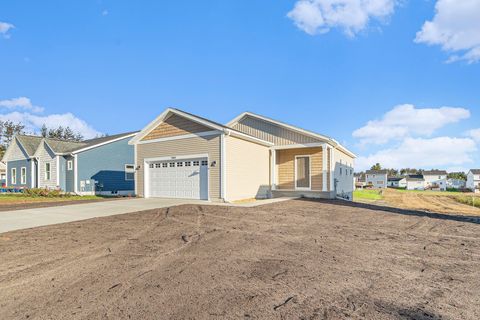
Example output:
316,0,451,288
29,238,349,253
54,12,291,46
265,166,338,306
1,0,479,171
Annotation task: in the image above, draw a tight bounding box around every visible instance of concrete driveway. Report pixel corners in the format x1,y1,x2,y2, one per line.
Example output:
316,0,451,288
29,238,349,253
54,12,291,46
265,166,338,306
0,198,207,234
0,197,290,234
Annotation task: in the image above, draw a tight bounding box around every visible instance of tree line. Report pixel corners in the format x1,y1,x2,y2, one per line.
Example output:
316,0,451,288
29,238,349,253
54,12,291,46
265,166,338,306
0,120,86,159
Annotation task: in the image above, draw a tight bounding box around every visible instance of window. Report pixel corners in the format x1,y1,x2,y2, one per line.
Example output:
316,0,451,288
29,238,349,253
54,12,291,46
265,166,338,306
193,161,200,166
67,160,73,171
149,163,154,169
155,163,161,168
177,162,183,167
21,167,26,185
162,163,168,168
45,163,51,180
125,164,135,181
185,161,191,167
201,160,208,166
169,162,175,167
11,168,16,184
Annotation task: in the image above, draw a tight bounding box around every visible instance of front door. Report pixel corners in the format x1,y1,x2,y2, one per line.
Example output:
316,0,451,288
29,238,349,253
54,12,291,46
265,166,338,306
295,156,311,190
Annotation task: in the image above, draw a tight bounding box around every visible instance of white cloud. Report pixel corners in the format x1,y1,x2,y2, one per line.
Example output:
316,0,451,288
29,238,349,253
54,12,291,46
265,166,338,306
415,0,480,63
0,97,102,139
102,10,109,16
355,136,477,170
287,0,397,37
0,21,14,39
467,128,480,142
0,97,44,113
352,104,470,145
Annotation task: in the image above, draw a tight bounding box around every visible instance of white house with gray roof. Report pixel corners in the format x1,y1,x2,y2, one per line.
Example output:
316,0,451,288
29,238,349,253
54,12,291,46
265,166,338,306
2,132,137,195
467,169,480,193
422,170,447,191
365,170,388,188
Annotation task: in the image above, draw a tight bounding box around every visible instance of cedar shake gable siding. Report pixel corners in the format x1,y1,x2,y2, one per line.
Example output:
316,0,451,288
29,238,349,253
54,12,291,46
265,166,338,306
142,114,212,141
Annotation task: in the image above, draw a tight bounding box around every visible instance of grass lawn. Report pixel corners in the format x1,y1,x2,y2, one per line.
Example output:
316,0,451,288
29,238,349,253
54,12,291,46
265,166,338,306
454,195,480,209
0,194,104,204
353,189,384,201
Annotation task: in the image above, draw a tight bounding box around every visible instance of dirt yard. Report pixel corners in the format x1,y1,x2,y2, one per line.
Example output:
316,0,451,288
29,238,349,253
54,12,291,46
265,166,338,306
1,200,479,319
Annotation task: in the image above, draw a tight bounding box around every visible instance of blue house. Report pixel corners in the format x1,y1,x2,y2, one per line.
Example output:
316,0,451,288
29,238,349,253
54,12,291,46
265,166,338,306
2,132,137,195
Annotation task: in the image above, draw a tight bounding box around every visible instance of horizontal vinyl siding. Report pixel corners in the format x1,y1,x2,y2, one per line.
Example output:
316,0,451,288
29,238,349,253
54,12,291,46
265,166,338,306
232,116,319,146
77,137,135,193
277,147,323,191
333,148,355,197
137,134,221,200
142,114,211,141
37,142,58,189
225,136,270,201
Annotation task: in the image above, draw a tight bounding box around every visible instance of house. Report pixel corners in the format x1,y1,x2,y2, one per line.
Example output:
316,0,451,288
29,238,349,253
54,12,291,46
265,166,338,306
406,175,425,190
387,177,406,188
365,170,388,188
128,108,356,202
466,169,480,193
0,162,6,186
354,173,366,189
423,170,447,191
447,178,466,190
2,132,137,195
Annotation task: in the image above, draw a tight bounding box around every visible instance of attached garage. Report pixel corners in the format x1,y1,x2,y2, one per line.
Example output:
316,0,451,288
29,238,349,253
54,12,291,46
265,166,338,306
146,157,209,200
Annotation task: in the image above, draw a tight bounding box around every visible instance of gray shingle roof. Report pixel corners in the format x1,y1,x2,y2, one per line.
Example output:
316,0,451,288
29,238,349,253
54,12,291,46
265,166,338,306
470,169,480,175
366,170,388,174
423,170,447,176
16,135,43,156
406,174,424,181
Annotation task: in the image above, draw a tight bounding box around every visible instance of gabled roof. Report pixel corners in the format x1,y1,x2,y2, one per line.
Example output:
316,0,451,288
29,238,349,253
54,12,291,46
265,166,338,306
366,170,388,175
16,135,43,156
70,131,139,154
129,108,273,147
388,177,405,182
423,170,447,176
227,111,356,158
42,138,86,154
406,174,424,181
469,169,480,175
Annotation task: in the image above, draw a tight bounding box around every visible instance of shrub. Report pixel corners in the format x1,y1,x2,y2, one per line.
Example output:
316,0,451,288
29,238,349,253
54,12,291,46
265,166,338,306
23,188,64,198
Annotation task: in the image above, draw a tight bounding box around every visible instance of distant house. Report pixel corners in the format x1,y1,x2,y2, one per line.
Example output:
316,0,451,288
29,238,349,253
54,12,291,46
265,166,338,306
365,170,388,189
354,173,366,189
423,170,447,191
387,177,406,188
447,178,466,190
466,169,480,193
2,132,137,195
406,175,425,190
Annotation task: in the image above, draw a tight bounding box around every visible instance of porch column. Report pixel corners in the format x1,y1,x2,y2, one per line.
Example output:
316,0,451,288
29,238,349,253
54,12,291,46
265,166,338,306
322,144,327,192
330,146,335,192
271,149,276,190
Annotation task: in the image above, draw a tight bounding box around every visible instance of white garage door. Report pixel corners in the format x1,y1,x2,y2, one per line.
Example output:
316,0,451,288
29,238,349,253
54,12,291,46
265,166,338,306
148,158,208,200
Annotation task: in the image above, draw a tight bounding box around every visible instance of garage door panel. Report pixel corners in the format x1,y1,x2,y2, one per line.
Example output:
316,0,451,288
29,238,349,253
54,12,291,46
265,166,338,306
147,157,208,200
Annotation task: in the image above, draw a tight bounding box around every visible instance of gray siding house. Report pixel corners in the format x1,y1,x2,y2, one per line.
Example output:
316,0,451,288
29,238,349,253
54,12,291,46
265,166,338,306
2,132,137,195
365,170,388,188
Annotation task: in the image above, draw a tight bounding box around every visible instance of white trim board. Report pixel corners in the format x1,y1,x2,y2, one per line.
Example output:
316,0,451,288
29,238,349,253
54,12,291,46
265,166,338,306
136,131,221,145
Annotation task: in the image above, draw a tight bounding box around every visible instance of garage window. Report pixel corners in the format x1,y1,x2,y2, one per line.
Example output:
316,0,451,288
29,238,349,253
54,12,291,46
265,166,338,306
201,160,208,166
155,163,161,168
185,161,191,166
149,164,154,168
177,162,183,167
193,161,199,166
162,163,168,168
169,162,175,167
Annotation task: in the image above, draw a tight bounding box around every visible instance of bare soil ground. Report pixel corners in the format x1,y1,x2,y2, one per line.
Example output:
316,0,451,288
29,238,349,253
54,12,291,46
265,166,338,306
1,199,479,319
382,189,480,216
0,197,122,212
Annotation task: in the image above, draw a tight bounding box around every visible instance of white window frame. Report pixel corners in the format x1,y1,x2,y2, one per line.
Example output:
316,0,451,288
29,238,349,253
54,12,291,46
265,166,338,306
294,155,312,191
125,164,135,181
45,162,51,181
67,160,73,171
21,167,27,185
11,168,17,185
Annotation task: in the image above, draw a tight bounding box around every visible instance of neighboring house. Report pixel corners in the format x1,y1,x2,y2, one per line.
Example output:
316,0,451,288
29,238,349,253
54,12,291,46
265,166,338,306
447,178,466,190
129,108,356,202
466,169,480,193
423,170,447,191
0,162,6,186
387,177,406,188
365,170,388,189
354,173,366,190
2,132,137,195
406,175,425,190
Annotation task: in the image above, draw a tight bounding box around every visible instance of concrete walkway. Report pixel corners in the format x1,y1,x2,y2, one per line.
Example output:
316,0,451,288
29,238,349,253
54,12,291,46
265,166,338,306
0,197,292,234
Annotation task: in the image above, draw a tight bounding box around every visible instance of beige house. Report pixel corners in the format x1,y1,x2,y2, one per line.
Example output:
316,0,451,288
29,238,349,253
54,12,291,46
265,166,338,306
129,108,356,202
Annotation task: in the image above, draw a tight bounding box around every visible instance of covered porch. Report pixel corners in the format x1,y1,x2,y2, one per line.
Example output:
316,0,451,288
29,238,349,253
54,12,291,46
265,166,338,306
270,144,335,199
